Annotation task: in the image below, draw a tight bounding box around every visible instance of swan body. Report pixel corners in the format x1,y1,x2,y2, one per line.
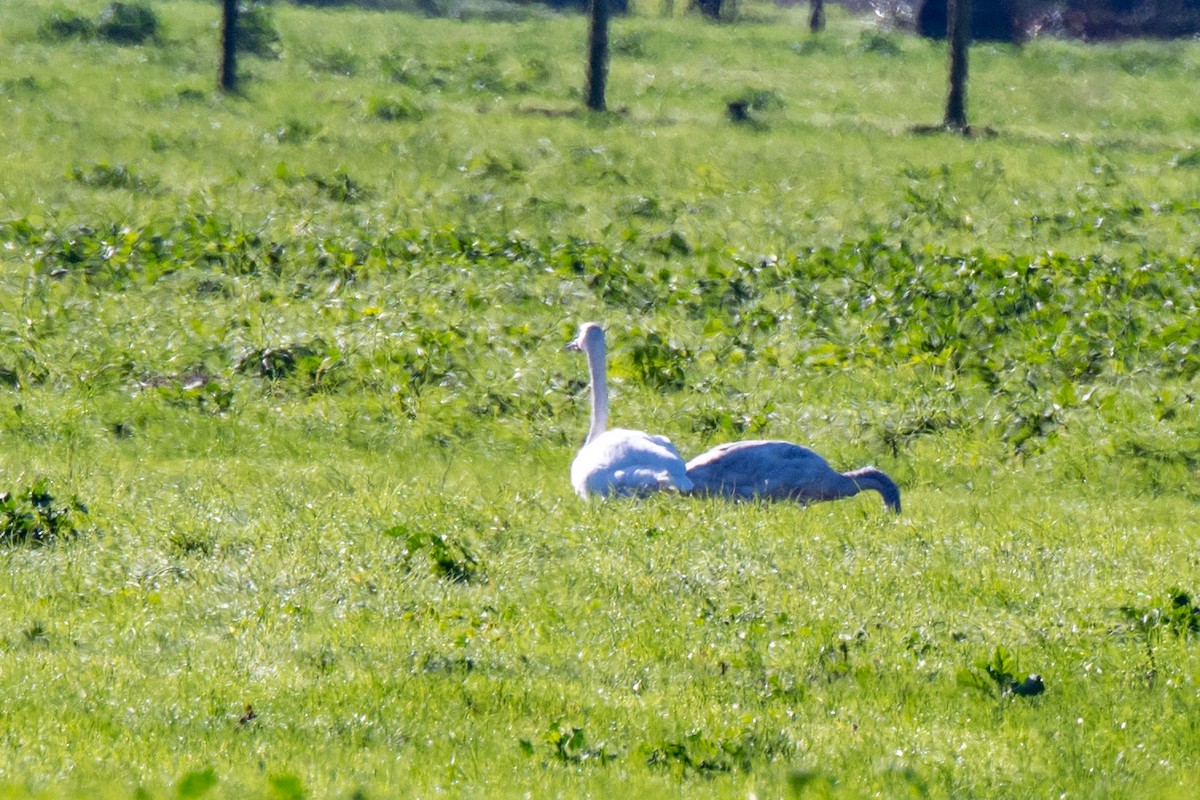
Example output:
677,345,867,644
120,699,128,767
686,440,901,513
568,323,693,498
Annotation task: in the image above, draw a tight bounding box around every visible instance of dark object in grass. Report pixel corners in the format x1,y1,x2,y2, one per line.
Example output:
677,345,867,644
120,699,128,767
97,3,160,46
0,479,87,547
1012,674,1046,697
40,12,96,41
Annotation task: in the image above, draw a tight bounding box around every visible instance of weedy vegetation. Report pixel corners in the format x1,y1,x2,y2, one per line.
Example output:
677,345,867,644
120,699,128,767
1,0,1199,798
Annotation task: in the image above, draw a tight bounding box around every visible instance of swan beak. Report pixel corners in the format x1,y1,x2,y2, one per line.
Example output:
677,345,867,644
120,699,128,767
565,341,581,352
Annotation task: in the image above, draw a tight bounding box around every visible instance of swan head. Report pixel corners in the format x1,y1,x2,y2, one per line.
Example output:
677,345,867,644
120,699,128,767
566,322,604,353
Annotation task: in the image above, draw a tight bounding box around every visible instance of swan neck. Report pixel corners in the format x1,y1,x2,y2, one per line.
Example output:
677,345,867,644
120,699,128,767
843,467,902,513
585,334,609,444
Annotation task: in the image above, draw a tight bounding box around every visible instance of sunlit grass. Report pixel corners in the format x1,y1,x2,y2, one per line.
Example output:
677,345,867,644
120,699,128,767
1,1,1199,798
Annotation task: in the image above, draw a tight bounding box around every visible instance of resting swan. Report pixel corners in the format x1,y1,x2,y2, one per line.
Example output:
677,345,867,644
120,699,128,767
567,323,693,498
686,440,901,513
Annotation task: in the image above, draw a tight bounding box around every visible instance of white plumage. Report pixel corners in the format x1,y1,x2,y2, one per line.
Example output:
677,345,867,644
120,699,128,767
686,439,901,513
567,323,693,498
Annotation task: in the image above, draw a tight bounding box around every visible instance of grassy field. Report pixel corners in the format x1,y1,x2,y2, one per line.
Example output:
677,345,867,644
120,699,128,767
1,1,1199,798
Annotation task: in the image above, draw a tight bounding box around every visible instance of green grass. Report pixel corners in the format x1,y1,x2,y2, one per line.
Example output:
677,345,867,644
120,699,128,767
2,1,1200,798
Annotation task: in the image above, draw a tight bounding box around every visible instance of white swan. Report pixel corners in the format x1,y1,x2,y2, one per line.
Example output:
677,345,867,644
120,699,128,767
567,323,693,498
686,440,901,513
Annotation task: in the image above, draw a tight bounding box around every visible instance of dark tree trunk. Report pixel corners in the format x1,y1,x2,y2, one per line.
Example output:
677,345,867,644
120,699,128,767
585,0,610,111
944,0,971,131
810,0,825,32
220,0,239,93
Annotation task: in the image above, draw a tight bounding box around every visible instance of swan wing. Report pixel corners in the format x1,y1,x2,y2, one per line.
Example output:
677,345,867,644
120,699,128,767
572,428,692,497
686,440,833,500
644,433,685,458
686,440,900,511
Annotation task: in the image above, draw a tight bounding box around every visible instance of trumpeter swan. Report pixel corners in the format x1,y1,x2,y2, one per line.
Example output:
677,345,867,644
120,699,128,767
686,439,900,512
567,323,693,498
